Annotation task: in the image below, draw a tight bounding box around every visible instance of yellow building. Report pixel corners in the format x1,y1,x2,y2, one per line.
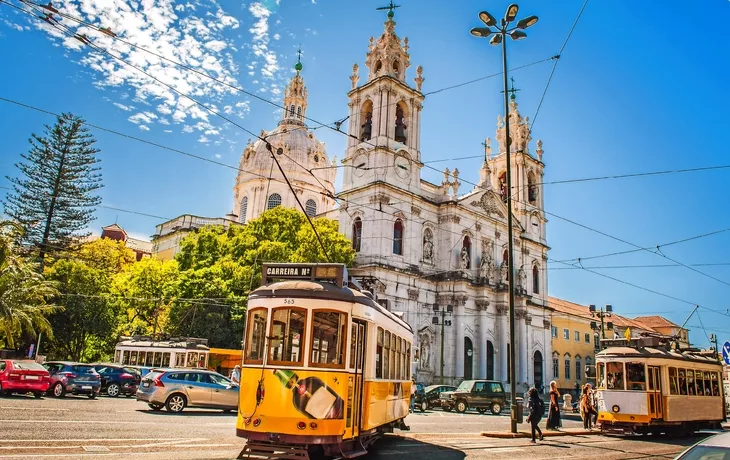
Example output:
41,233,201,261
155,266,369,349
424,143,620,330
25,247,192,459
151,214,241,261
548,297,597,393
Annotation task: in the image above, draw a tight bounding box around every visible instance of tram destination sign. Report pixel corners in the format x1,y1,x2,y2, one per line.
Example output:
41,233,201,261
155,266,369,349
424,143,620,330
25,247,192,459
262,263,347,288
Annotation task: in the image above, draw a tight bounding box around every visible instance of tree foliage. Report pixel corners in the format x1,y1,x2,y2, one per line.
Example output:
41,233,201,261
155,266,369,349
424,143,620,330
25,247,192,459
0,221,58,349
2,113,102,269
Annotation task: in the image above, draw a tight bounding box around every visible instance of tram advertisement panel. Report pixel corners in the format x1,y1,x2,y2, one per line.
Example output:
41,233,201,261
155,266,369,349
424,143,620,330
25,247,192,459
241,368,345,420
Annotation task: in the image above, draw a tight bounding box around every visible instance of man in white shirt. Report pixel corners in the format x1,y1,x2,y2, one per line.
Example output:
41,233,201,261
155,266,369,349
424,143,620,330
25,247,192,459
230,365,241,385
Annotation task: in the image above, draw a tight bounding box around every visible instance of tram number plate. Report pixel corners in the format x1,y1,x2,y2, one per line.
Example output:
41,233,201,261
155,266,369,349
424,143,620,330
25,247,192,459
283,298,295,305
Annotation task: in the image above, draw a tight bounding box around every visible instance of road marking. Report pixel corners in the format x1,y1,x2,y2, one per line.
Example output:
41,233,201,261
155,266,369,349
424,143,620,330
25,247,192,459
0,407,69,411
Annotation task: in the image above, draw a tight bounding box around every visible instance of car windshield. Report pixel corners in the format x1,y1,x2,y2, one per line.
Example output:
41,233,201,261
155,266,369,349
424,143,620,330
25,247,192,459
456,380,474,391
72,365,96,374
12,361,46,371
679,445,730,460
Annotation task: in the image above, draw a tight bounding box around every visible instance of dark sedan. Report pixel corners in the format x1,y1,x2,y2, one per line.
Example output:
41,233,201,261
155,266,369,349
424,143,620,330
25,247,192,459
415,384,456,411
43,362,100,398
92,364,140,397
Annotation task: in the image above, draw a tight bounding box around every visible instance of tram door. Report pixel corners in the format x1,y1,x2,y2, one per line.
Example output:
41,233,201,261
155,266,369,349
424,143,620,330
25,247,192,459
349,321,367,438
648,366,663,419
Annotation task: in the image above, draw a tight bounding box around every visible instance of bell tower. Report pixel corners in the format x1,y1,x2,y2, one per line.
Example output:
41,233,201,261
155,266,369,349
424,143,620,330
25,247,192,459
341,5,425,193
280,48,307,127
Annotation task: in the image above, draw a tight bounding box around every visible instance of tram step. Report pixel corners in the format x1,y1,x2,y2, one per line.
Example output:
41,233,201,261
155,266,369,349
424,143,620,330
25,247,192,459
237,441,310,460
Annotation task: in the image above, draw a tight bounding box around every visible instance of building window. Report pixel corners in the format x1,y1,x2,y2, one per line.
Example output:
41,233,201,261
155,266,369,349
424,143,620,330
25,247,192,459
527,171,537,204
585,333,590,343
267,193,282,210
239,196,248,223
462,236,471,269
532,264,539,294
305,199,317,217
393,219,404,255
551,326,558,338
289,104,295,117
575,356,582,382
296,106,302,119
564,354,571,380
575,331,580,342
552,353,559,379
563,329,569,340
352,217,362,252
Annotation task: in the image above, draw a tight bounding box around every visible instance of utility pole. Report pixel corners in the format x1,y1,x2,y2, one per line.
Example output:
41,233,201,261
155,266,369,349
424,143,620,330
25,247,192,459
710,334,719,360
432,305,453,385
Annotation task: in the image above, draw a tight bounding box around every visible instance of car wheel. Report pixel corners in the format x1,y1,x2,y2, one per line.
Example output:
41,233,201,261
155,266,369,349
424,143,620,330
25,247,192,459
490,402,502,415
166,394,187,413
107,384,120,397
33,392,43,399
420,400,428,412
148,403,163,411
88,393,97,399
455,400,468,413
52,382,65,398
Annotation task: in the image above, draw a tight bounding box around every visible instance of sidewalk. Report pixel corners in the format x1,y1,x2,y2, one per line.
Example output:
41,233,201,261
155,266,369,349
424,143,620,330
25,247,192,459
481,428,601,438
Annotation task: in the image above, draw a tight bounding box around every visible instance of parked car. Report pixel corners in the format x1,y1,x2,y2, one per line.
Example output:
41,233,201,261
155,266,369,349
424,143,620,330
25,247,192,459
43,362,101,398
136,368,238,413
416,384,456,411
91,363,140,397
673,430,730,459
0,360,50,398
126,365,154,379
439,380,506,415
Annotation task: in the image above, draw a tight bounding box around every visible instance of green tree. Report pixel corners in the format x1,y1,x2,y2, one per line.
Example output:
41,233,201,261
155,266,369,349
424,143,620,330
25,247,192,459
45,238,135,361
167,207,355,347
0,221,58,348
3,113,102,270
112,258,180,338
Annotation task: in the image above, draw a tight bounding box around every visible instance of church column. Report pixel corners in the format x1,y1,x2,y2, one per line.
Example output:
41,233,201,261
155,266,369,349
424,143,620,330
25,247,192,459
519,310,528,385
455,304,465,381
498,304,508,382
478,305,488,379
415,104,422,156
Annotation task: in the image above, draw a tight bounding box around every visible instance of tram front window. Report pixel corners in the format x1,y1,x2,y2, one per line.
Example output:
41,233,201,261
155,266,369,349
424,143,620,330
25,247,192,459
311,311,347,367
270,308,307,365
597,363,605,388
606,362,625,390
626,363,646,391
245,308,268,364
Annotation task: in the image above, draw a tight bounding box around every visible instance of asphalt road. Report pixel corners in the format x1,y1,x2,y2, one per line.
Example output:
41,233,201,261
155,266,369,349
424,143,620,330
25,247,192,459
0,393,710,459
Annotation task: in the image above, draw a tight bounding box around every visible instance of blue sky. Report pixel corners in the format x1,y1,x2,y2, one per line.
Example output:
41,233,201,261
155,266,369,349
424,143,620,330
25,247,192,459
1,0,729,349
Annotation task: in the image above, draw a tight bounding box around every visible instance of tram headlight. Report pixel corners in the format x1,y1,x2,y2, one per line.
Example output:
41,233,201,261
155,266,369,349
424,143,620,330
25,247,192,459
297,421,307,430
310,422,318,430
612,405,620,413
253,418,262,427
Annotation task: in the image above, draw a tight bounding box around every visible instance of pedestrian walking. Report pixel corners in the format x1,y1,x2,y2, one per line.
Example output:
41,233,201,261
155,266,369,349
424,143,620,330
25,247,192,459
230,365,241,386
580,383,595,430
546,380,562,430
526,387,544,443
410,378,417,413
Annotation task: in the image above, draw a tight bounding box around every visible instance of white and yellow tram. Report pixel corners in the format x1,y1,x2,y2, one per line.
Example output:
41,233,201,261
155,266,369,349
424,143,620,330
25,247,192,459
595,336,725,435
236,263,414,459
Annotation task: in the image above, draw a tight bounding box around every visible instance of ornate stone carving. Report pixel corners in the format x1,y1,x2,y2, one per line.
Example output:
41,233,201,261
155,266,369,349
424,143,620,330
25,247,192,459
418,332,431,370
460,245,470,270
438,215,461,224
516,265,527,294
479,239,494,283
411,205,422,217
350,63,359,89
475,300,490,311
499,261,508,284
543,319,551,330
515,308,527,320
495,304,508,315
414,65,424,92
422,227,434,264
536,139,544,162
368,193,390,205
475,223,482,232
407,288,419,301
470,193,505,218
525,314,533,324
436,294,468,307
374,281,386,293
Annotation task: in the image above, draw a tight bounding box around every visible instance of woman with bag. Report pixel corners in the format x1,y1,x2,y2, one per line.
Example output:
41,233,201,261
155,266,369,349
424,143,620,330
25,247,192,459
546,380,561,430
526,387,544,443
580,383,594,430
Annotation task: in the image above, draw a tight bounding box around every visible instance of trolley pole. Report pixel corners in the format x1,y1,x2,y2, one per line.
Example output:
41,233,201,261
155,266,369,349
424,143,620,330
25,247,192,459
433,305,453,385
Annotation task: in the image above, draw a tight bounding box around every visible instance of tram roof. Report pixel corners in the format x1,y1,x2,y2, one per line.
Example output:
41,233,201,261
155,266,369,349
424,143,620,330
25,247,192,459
596,346,721,366
249,280,412,332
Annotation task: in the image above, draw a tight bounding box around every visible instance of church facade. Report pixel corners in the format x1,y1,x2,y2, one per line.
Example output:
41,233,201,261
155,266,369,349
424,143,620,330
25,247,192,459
229,13,551,390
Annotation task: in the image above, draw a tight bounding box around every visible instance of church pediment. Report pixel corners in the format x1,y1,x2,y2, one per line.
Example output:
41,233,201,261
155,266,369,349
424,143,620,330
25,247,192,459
464,190,522,230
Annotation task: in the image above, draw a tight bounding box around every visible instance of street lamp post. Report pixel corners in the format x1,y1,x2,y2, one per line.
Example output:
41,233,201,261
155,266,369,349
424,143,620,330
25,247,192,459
432,304,453,385
470,4,538,434
590,304,614,351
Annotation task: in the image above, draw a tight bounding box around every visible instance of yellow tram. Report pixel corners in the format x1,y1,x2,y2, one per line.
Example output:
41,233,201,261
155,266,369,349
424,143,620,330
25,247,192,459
595,336,725,435
236,263,414,459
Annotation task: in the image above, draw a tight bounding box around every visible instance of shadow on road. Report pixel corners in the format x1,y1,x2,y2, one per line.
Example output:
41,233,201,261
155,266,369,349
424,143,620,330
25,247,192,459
367,434,467,460
545,432,713,458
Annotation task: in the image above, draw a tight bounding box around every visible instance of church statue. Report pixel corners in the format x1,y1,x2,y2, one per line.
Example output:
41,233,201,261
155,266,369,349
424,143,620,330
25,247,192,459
419,339,430,370
443,168,450,187
460,246,470,270
480,240,494,283
394,105,407,142
361,111,372,141
499,261,508,285
517,265,527,291
423,231,434,263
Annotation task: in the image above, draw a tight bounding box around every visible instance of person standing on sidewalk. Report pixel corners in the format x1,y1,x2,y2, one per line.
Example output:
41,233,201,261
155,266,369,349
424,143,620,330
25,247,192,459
410,378,417,413
526,387,544,443
546,380,561,430
580,384,594,430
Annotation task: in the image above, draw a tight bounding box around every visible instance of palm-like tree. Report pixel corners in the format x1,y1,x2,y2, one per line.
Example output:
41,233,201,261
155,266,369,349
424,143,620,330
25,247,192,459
0,221,58,348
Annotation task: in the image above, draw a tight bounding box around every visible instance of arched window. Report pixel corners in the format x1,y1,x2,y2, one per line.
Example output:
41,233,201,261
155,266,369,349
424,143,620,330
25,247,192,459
503,249,508,263
305,199,317,217
267,193,282,210
502,249,510,281
532,264,540,294
564,353,571,380
239,196,248,223
527,171,537,204
360,100,373,142
575,355,582,382
393,219,404,255
296,106,302,119
486,340,495,380
394,102,407,143
552,352,559,379
289,105,295,117
498,172,508,202
462,236,471,269
422,227,434,262
352,217,362,252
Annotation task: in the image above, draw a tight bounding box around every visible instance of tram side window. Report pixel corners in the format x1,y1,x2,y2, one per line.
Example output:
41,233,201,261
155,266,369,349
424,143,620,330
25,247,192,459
711,372,720,396
669,367,679,395
383,331,391,380
597,363,605,388
350,324,357,370
696,371,706,396
678,369,688,395
376,328,384,378
310,311,347,367
606,362,625,390
397,337,402,380
270,308,307,365
244,308,268,363
626,363,646,391
687,369,696,395
406,342,411,379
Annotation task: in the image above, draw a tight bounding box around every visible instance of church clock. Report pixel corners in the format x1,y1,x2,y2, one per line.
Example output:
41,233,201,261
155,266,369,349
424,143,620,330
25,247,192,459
352,153,368,177
394,155,411,180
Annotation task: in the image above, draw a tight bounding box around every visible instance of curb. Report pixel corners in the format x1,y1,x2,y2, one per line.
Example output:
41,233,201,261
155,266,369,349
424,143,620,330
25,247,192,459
481,429,601,438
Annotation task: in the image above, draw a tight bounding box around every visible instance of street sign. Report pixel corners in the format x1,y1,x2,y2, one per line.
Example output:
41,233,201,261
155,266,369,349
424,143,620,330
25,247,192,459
722,341,730,365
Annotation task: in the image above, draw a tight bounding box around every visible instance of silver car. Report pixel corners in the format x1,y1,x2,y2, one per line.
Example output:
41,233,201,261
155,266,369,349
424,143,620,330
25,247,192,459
136,369,239,413
674,431,730,459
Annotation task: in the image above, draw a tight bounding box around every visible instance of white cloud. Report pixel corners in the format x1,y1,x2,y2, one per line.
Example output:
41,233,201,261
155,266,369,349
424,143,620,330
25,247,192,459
198,135,210,143
214,154,222,159
139,125,150,131
248,2,280,84
128,112,158,124
273,33,280,40
114,102,133,111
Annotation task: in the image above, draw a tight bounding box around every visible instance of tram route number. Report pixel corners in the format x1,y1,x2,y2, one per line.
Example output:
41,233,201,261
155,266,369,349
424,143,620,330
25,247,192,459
283,298,296,305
